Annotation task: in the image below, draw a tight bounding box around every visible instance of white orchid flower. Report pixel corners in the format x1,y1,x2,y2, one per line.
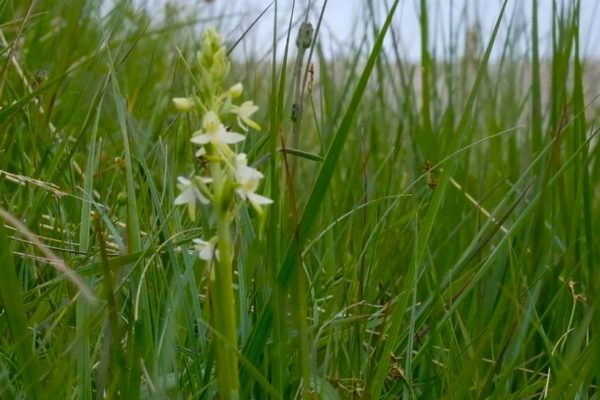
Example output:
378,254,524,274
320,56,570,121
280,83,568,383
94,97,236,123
231,101,260,131
174,176,211,220
191,111,245,146
193,237,219,262
234,153,272,213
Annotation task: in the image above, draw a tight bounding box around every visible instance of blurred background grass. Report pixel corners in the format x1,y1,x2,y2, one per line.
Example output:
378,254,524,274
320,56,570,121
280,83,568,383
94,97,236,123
1,0,599,398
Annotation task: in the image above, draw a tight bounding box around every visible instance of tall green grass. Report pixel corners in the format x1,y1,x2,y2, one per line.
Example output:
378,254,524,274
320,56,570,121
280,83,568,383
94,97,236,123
1,0,598,398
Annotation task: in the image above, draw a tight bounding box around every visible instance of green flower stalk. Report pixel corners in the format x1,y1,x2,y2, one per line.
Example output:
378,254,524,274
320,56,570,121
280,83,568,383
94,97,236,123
172,27,271,399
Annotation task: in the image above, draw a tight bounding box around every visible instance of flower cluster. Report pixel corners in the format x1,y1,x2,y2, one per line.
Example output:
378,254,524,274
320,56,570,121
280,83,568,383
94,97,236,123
172,28,272,262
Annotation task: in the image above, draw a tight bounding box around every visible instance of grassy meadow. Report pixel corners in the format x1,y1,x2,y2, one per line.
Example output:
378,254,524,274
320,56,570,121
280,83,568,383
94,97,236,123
1,0,599,398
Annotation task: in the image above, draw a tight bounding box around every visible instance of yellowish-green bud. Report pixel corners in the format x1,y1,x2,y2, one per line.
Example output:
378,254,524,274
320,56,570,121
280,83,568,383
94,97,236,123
197,28,225,76
210,47,230,82
229,83,243,98
117,191,128,204
172,97,194,112
201,27,223,55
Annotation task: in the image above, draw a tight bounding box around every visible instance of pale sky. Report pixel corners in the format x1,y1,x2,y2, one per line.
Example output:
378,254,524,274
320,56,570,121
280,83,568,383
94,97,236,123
137,0,600,60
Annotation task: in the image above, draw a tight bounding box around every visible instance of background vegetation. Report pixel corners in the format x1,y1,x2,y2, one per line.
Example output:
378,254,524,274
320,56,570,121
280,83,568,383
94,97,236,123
1,0,598,398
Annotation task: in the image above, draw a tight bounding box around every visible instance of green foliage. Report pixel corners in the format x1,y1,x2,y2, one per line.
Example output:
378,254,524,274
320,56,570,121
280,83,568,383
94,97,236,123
0,0,598,398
